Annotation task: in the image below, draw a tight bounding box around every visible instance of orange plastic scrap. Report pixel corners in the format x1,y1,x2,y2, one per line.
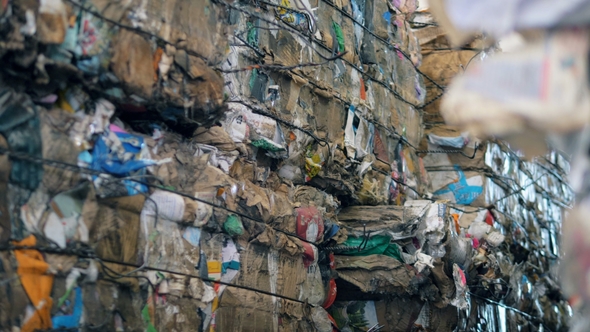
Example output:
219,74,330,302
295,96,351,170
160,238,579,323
13,235,54,332
451,213,461,234
153,47,163,81
360,78,366,101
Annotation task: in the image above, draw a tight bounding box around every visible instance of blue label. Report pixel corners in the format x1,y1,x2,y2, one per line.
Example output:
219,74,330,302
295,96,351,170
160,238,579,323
433,165,483,205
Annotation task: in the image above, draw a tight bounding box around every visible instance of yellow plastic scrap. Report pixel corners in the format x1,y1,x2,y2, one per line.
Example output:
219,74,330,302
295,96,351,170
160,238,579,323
358,177,387,205
207,261,223,332
279,0,291,15
56,90,75,113
402,148,415,173
305,154,322,180
13,235,54,332
207,261,222,281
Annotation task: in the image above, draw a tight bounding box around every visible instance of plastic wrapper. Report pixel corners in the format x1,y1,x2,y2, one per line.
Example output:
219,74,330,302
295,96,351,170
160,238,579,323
138,190,205,274
340,235,402,260
223,215,244,236
450,264,469,309
401,249,434,273
296,206,325,243
428,132,469,149
416,202,447,258
344,105,375,160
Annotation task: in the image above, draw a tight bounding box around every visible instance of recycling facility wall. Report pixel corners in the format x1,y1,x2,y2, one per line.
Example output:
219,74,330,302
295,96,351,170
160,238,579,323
0,0,573,331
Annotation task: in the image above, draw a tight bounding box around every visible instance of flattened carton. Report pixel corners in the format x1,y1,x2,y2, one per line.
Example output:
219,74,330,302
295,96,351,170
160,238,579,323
233,242,307,302
215,288,313,331
420,126,499,207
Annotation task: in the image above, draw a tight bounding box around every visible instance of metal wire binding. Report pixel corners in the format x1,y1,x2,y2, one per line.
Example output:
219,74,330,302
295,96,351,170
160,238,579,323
0,147,321,245
417,149,463,154
320,245,361,251
416,143,479,159
367,323,384,332
321,223,370,252
357,223,371,252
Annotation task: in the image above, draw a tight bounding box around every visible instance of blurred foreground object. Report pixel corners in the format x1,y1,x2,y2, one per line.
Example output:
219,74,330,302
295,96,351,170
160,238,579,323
429,0,590,46
440,29,590,157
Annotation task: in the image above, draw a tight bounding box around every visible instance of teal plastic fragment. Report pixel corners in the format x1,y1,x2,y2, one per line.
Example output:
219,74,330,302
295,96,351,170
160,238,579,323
142,304,158,332
251,138,285,152
224,214,245,236
247,22,259,47
332,22,346,52
341,235,402,261
222,261,241,273
249,68,258,92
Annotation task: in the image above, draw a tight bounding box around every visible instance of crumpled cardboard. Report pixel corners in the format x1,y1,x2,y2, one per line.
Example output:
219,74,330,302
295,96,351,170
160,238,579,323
265,189,297,235
193,126,237,152
235,179,271,215
229,159,257,183
215,288,312,331
375,298,424,332
144,0,228,64
292,185,340,212
88,195,146,290
40,110,80,195
334,254,415,294
155,296,204,331
171,50,226,125
253,227,304,257
419,48,481,122
337,200,430,239
233,241,307,302
139,190,203,274
36,0,68,45
360,0,390,64
147,132,212,191
110,29,154,98
430,260,455,308
193,165,237,202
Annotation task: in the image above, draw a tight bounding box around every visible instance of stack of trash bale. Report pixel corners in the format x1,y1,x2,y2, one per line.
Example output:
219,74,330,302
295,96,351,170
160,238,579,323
417,1,590,330
0,0,574,330
411,11,574,331
0,0,438,330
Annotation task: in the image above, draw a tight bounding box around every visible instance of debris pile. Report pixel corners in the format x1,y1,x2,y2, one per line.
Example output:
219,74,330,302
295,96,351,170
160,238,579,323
0,0,574,331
